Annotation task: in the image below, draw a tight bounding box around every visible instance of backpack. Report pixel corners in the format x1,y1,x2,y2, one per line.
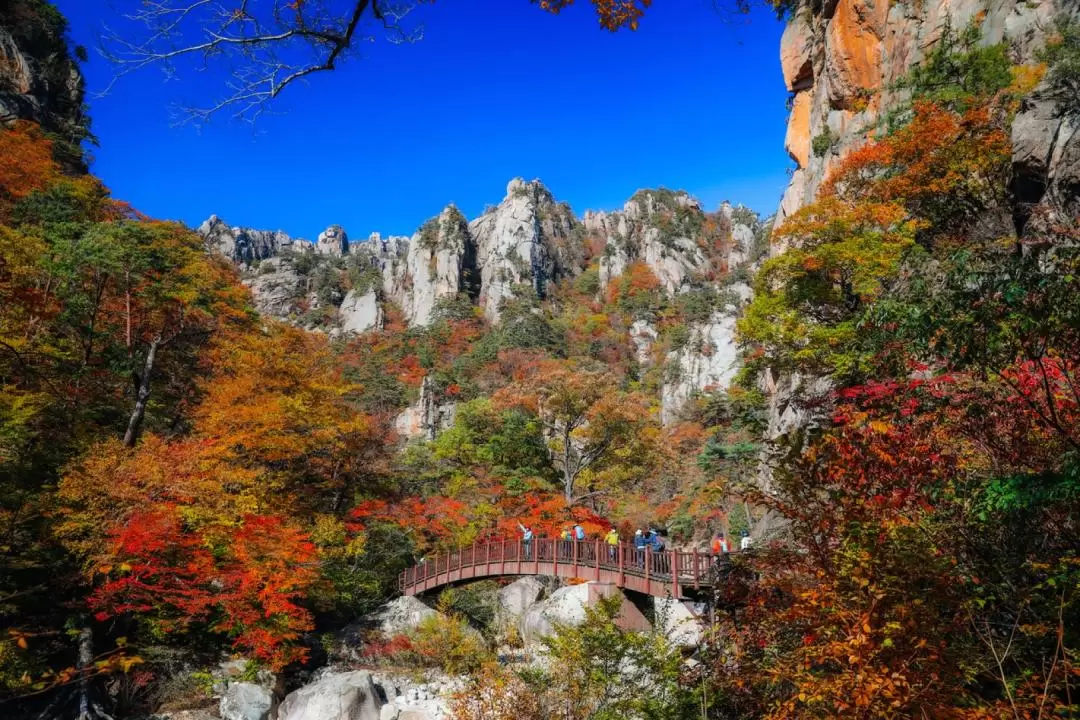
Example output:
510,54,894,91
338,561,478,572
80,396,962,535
711,537,722,554
575,526,585,540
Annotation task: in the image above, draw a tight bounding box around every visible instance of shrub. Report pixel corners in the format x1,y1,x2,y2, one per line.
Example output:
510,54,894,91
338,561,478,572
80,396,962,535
811,126,837,157
410,610,492,676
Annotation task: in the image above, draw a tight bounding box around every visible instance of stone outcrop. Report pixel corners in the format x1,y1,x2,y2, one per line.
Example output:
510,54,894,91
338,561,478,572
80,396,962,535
776,0,1076,223
339,288,383,334
469,179,576,321
316,225,349,257
386,206,476,326
0,3,87,151
199,215,297,265
660,291,749,425
394,376,457,441
278,671,382,720
589,190,707,295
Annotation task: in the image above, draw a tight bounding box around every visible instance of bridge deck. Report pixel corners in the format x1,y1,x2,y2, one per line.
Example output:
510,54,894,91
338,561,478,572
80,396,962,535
398,538,717,600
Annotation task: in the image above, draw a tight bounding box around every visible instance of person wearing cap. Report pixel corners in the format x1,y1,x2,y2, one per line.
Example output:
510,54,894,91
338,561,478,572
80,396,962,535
740,529,752,551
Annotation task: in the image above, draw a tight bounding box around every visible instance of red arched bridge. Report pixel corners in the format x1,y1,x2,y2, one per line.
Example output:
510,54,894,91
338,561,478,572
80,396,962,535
398,538,719,600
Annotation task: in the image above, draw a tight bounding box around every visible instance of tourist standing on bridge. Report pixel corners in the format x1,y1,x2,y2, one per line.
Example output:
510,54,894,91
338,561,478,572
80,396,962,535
740,529,752,551
605,527,619,560
634,529,647,566
519,523,533,559
712,531,730,559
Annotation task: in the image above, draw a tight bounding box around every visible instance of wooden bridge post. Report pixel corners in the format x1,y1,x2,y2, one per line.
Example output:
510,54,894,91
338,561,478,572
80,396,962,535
692,549,700,589
594,539,601,581
645,546,651,595
572,536,579,578
618,542,625,586
534,538,540,576
671,550,680,599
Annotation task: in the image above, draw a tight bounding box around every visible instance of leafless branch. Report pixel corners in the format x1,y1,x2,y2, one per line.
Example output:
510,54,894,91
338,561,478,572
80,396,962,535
96,0,428,125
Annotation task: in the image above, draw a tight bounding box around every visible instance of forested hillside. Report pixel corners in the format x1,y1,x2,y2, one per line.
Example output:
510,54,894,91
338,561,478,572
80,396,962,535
2,0,1079,718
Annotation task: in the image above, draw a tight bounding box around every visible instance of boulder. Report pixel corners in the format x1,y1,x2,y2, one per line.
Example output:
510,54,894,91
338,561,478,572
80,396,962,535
522,582,650,644
278,670,382,720
497,577,545,630
364,595,438,637
219,682,273,720
654,598,706,649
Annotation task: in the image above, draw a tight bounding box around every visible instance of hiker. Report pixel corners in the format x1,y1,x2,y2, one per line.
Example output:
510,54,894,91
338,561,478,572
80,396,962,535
574,524,585,541
634,529,647,566
518,522,533,559
650,530,665,552
740,529,752,551
605,527,619,561
711,531,730,559
560,527,572,558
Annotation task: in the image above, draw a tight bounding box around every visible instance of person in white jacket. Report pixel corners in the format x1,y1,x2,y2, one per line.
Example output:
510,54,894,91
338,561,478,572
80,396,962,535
518,523,534,558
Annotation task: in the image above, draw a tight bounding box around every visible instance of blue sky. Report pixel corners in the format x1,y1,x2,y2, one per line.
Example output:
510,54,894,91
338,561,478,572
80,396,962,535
54,1,792,240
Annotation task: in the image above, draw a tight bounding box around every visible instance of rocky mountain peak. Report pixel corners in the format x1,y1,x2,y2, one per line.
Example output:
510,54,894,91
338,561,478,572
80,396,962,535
316,225,349,257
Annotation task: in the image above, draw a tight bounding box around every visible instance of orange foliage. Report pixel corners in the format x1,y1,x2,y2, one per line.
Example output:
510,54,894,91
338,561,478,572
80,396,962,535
0,121,57,217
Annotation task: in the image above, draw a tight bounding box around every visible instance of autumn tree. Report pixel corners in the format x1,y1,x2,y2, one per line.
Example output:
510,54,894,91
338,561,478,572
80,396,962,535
495,359,661,504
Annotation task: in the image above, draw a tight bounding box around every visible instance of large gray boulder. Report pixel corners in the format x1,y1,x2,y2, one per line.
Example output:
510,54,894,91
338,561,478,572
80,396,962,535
522,582,592,644
219,682,273,720
497,577,545,629
498,578,548,621
365,595,438,637
278,670,382,720
654,598,706,649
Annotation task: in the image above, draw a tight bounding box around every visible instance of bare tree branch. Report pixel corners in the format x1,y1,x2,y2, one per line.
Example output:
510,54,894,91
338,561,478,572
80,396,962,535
97,0,427,124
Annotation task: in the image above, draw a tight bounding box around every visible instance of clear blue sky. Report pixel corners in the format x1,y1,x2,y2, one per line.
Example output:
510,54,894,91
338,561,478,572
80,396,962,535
54,1,792,240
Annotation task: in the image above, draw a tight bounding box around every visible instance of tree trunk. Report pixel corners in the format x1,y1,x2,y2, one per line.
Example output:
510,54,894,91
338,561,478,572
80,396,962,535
563,425,574,503
76,623,93,720
123,336,160,448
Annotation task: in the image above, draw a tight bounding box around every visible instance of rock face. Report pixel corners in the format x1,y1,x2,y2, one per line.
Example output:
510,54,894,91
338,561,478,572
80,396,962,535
0,3,87,150
278,671,382,720
394,376,457,441
339,288,383,334
660,295,748,425
469,179,576,321
776,0,1077,223
199,215,297,265
387,206,476,326
316,225,349,257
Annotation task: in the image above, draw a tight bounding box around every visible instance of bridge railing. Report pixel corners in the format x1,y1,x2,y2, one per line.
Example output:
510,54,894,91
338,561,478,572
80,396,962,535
399,538,723,595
